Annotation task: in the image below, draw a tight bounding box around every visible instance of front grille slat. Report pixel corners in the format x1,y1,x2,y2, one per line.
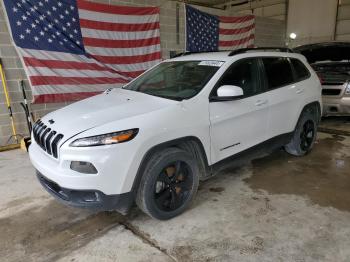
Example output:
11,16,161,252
52,134,64,159
32,121,41,136
38,125,47,149
32,120,64,159
36,124,46,147
40,128,51,151
34,122,44,143
45,131,56,155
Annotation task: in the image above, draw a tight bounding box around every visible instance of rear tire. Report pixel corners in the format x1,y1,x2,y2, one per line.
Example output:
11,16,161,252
136,147,199,220
285,109,318,156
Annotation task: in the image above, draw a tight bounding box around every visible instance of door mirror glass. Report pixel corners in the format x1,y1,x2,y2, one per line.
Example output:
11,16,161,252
212,85,244,101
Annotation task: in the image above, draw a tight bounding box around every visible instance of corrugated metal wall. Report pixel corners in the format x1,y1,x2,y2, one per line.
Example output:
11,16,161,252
336,0,350,41
286,0,338,47
226,0,287,21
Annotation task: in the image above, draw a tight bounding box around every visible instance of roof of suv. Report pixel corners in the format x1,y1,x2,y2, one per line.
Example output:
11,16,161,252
171,51,232,61
169,48,307,62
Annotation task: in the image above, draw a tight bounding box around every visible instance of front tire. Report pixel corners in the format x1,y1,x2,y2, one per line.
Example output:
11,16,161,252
285,110,318,156
136,147,199,220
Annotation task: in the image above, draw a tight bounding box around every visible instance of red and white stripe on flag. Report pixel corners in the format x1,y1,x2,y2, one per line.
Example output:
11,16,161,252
20,0,161,103
219,15,255,50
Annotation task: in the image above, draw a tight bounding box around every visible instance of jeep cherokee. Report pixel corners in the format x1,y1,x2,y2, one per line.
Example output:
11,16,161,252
29,48,322,220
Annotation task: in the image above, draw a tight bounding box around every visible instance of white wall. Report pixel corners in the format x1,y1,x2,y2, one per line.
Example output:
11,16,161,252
287,0,338,47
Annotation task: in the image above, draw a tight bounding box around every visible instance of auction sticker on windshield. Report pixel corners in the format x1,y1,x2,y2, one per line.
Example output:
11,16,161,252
198,61,224,67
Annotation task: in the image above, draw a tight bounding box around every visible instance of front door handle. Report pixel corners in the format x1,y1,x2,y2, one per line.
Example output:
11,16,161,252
255,100,268,106
296,89,304,94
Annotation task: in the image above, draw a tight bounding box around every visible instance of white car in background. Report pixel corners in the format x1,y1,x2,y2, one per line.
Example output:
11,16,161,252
29,48,322,220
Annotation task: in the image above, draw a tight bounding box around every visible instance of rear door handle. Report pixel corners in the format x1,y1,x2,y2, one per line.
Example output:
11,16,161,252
255,100,268,106
296,89,304,94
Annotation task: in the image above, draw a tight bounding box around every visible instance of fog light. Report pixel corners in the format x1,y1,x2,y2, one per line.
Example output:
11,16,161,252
70,161,97,174
82,192,99,202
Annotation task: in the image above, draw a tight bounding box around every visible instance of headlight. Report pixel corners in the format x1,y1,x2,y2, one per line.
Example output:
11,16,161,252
70,129,139,147
345,82,350,95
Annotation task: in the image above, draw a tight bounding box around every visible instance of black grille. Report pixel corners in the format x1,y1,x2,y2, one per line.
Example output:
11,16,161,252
322,89,341,96
32,120,64,159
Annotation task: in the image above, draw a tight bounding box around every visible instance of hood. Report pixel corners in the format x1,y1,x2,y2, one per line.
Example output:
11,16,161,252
294,42,350,64
41,88,177,140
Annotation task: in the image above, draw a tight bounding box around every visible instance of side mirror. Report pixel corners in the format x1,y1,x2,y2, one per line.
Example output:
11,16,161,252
211,85,244,101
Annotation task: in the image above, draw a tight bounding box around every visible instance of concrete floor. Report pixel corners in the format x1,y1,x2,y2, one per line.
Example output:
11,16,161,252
319,116,350,136
1,122,350,261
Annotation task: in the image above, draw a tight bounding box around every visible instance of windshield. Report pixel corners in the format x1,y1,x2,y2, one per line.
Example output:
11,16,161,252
123,61,223,101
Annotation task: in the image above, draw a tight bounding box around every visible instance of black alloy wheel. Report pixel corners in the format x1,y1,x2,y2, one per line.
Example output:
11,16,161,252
154,161,193,212
285,109,318,156
300,120,315,151
136,147,199,220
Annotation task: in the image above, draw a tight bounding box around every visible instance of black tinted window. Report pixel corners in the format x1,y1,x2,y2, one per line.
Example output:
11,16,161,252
291,58,310,80
262,57,294,89
217,58,259,97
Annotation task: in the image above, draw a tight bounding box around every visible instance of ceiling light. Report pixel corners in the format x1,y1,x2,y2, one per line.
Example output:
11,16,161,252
289,33,297,40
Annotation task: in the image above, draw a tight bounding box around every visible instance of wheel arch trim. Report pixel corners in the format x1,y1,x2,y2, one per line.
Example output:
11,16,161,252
130,136,209,197
294,101,322,130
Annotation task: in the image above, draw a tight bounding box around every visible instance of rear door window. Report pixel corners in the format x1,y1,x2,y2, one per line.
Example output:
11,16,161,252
262,57,294,89
291,58,311,81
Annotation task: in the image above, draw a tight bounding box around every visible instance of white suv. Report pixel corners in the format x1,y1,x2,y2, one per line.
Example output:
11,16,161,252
29,48,322,220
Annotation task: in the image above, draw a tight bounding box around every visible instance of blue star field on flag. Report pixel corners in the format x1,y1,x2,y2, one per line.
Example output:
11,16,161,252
186,5,219,52
4,0,85,54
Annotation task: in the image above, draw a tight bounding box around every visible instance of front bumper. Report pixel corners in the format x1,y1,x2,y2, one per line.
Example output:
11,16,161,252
29,135,141,195
37,171,134,214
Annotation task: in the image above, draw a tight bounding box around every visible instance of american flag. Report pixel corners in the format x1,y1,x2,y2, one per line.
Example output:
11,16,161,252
3,0,161,103
186,5,255,52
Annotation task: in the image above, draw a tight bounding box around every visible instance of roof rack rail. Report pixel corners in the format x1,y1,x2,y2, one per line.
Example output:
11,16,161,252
171,50,227,58
171,51,191,58
228,47,294,56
